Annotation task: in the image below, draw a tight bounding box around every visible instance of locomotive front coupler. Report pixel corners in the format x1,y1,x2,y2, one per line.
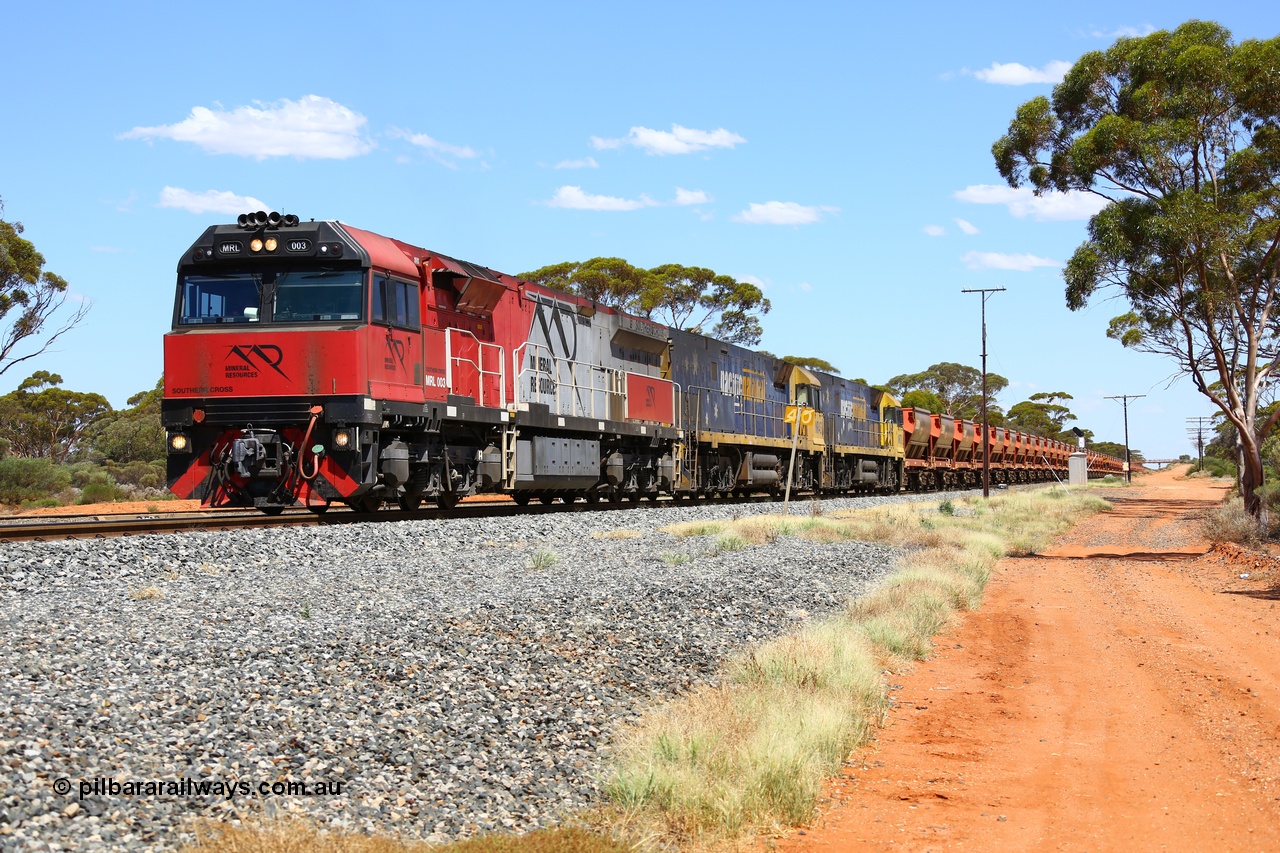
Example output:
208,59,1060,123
229,428,290,479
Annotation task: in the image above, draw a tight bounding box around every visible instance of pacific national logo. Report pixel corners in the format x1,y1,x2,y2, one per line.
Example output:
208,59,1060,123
225,344,288,380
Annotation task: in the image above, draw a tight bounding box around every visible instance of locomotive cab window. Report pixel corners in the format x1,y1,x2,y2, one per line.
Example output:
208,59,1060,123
796,384,820,409
273,270,364,322
179,274,262,324
372,275,421,330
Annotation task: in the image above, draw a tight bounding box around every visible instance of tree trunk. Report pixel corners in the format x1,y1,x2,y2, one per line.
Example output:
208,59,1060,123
1240,437,1267,532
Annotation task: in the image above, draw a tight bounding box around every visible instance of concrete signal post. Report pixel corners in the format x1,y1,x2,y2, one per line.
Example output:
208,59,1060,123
1068,426,1088,486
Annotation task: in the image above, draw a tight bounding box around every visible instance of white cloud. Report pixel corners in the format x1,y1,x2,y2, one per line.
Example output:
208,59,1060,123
388,127,480,168
674,188,711,206
109,191,138,213
158,186,268,215
546,186,658,211
738,274,767,288
554,156,599,169
797,282,813,292
954,184,1109,221
121,95,373,160
732,201,838,226
954,218,980,235
591,124,746,156
961,250,1061,271
923,224,947,237
973,60,1071,85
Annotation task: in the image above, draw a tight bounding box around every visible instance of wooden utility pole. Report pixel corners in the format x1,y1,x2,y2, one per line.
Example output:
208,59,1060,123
961,287,1005,498
1106,394,1146,483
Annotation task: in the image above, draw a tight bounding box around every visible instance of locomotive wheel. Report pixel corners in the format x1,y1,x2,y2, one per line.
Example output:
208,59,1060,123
307,503,330,515
397,494,422,512
584,491,600,504
512,493,531,506
609,490,624,504
540,495,556,505
436,493,460,510
260,505,285,516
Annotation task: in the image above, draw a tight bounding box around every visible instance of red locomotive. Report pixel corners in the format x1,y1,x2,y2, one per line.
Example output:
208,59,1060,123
162,213,1122,513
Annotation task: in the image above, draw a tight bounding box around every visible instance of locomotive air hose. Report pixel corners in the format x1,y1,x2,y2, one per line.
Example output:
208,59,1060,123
298,407,325,482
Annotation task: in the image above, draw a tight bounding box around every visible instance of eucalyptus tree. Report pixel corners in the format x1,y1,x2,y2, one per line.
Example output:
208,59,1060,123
886,362,1008,419
780,355,840,374
1006,392,1078,439
520,259,771,345
992,20,1280,516
1,197,90,376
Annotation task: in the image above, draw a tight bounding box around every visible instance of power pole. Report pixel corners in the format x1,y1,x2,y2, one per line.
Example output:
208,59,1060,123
1106,394,1146,483
961,286,1005,498
1186,416,1212,470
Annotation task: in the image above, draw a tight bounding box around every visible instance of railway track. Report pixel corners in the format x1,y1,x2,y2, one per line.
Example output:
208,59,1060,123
0,482,1038,543
0,493,774,543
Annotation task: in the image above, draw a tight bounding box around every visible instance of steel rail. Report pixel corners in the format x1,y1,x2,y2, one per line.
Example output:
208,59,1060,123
0,494,763,543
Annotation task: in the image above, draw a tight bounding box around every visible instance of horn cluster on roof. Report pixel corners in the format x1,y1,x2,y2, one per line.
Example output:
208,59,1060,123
237,211,300,229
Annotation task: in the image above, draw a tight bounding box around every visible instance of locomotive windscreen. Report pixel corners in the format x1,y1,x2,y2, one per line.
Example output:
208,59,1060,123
178,269,365,325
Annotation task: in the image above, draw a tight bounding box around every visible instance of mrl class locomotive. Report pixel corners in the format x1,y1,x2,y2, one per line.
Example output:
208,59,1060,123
162,214,1121,513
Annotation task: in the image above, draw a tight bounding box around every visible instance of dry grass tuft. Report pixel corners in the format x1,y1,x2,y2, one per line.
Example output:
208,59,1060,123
592,529,643,540
605,486,1111,842
1201,497,1262,546
660,520,727,537
527,548,559,569
130,586,163,601
182,819,634,853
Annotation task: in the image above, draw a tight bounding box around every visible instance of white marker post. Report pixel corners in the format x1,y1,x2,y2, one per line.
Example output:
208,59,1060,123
782,405,808,515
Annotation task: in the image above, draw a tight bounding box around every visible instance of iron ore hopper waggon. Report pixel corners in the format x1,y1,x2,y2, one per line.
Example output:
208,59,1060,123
162,214,1123,514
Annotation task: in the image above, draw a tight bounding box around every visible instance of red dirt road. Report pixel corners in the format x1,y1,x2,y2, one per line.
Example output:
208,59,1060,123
776,468,1280,852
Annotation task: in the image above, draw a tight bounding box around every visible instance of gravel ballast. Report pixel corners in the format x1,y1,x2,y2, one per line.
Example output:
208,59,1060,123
0,491,965,851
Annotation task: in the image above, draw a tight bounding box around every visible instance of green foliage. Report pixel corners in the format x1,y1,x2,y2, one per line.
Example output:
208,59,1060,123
780,355,840,375
938,499,955,516
0,197,90,377
519,258,771,345
0,371,111,462
104,460,166,490
900,388,945,413
83,377,165,464
1089,441,1126,459
0,457,71,505
1006,392,1079,440
993,20,1280,516
77,473,124,504
528,548,558,569
885,362,1008,420
1192,455,1237,478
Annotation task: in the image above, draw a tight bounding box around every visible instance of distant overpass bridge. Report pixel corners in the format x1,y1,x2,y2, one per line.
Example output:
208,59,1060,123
1139,459,1184,470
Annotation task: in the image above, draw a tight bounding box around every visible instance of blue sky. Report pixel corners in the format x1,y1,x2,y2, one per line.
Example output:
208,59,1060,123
2,2,1274,459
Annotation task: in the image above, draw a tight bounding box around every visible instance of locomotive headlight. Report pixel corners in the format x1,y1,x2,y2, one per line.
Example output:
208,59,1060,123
168,433,190,453
264,237,278,252
332,428,354,449
250,238,264,253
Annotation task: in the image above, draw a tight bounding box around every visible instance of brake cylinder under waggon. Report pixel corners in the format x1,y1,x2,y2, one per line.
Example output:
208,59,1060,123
162,214,1121,514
